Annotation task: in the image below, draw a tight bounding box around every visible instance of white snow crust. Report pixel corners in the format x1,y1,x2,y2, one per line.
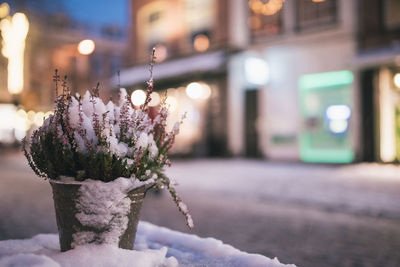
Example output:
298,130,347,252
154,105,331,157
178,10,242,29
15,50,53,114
0,222,296,267
59,177,151,248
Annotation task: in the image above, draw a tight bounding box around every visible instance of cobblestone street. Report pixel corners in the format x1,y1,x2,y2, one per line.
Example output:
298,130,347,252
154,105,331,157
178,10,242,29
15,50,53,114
1,151,400,266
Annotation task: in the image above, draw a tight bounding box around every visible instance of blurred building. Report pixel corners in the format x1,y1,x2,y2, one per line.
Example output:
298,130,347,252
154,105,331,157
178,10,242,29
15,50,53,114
0,1,126,144
118,0,249,156
117,0,400,163
357,0,400,163
236,0,358,162
119,0,359,160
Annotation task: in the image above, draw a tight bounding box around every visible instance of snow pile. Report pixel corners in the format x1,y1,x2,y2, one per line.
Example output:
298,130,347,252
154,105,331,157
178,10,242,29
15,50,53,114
0,222,296,267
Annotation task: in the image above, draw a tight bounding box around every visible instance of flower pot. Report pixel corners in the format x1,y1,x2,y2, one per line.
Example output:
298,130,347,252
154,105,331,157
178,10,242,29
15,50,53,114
50,179,148,252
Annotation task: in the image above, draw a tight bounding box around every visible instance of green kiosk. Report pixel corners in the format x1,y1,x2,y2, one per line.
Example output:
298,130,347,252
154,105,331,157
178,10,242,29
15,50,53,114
299,70,355,163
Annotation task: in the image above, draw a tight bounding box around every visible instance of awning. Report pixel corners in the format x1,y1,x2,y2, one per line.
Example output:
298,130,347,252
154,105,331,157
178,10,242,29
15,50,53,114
113,51,226,87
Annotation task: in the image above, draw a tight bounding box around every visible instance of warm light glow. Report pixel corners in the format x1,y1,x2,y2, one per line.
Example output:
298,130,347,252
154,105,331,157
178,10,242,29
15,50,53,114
27,110,35,121
244,57,269,85
0,104,16,130
44,111,53,119
200,83,211,99
185,82,212,100
154,44,168,62
249,0,283,16
248,16,261,29
193,34,210,52
186,82,203,99
312,0,326,2
16,109,27,119
0,12,29,94
379,69,396,162
165,96,178,111
33,111,45,126
0,2,10,18
148,92,160,106
394,73,400,88
77,39,95,55
131,89,146,106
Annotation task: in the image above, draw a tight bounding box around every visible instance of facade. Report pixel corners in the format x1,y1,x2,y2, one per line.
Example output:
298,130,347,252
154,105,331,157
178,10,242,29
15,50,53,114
231,0,358,162
119,0,248,156
121,0,400,163
357,0,400,162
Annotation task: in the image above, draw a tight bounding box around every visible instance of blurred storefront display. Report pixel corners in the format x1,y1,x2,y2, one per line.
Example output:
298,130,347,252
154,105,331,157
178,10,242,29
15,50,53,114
298,70,354,163
357,0,400,163
118,0,233,156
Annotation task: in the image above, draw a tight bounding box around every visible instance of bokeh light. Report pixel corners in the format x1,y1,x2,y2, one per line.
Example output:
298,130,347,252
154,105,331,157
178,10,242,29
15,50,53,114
193,34,210,52
148,92,161,107
77,39,95,55
131,89,146,106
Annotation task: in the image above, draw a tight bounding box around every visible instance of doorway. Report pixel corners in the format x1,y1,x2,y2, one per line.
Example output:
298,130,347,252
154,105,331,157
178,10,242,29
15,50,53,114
245,89,261,157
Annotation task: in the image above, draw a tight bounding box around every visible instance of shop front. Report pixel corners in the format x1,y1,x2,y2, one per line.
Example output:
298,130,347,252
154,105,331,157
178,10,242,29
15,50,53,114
298,70,355,163
361,66,400,163
117,51,228,157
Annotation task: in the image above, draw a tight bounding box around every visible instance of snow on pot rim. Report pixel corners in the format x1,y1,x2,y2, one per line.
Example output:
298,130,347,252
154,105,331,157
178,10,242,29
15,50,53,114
50,175,155,190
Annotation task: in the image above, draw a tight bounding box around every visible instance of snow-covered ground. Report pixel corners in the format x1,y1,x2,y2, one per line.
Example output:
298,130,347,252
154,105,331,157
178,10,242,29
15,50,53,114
1,152,400,266
166,160,400,219
0,221,295,267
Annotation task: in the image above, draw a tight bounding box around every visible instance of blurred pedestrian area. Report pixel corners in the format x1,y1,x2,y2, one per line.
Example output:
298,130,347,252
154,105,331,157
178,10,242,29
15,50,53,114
1,149,400,238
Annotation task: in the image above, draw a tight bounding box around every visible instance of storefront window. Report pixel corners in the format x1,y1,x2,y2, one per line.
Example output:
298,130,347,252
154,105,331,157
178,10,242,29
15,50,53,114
154,81,215,155
384,0,400,30
248,0,283,38
296,0,337,31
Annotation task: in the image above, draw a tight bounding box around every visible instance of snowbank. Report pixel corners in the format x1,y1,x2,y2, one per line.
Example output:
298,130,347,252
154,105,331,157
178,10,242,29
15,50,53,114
0,222,295,267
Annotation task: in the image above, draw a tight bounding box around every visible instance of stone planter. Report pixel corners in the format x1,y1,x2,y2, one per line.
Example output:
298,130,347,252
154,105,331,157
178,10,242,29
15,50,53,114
50,179,149,252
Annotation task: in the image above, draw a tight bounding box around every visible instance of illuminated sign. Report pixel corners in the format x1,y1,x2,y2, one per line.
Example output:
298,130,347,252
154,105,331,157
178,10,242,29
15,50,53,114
299,70,355,163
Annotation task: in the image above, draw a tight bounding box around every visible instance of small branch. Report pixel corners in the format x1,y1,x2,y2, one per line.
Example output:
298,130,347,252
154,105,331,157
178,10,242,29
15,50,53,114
141,48,156,111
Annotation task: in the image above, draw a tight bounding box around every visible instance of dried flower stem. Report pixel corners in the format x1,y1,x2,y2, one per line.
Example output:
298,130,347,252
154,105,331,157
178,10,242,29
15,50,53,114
141,47,156,111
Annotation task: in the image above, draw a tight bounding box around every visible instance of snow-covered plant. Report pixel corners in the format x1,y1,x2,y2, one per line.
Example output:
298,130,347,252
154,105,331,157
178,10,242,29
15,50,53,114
23,51,193,228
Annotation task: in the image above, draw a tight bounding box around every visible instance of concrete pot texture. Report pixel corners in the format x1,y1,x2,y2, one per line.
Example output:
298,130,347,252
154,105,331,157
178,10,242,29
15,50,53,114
50,180,147,252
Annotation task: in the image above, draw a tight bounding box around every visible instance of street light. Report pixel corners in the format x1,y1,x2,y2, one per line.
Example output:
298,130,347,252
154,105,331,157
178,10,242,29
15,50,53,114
0,2,9,19
0,12,29,95
78,39,95,55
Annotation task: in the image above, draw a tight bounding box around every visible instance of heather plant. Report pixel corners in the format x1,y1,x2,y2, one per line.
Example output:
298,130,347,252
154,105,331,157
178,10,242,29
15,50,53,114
23,50,193,228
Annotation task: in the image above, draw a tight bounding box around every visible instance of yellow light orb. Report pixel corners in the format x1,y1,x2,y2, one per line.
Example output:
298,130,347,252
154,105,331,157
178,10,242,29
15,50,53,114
77,39,95,55
0,2,10,18
200,83,211,99
186,82,203,99
193,34,210,52
165,96,178,112
27,110,35,121
394,73,400,88
148,92,160,107
33,111,45,126
16,109,27,119
131,89,146,106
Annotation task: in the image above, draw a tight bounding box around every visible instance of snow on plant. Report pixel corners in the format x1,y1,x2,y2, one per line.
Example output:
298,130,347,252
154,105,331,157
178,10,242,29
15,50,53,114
22,50,193,228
